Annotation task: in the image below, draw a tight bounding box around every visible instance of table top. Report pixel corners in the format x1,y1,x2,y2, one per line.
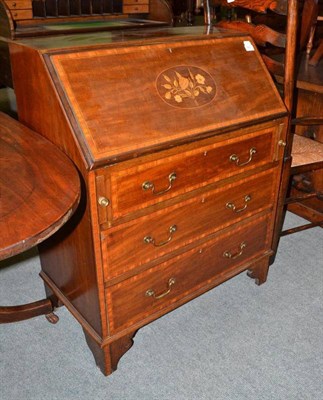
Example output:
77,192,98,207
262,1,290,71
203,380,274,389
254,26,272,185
0,112,80,260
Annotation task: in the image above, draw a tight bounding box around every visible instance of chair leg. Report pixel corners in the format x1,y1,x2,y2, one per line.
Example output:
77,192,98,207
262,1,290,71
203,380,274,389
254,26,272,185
309,39,323,66
306,25,316,55
281,221,323,236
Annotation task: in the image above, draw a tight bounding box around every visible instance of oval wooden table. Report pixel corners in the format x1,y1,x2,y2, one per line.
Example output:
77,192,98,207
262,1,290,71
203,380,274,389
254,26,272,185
0,112,80,323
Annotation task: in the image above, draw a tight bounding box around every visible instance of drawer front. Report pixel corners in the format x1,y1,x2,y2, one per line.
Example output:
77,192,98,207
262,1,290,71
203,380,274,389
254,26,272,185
123,5,149,13
102,168,277,280
10,9,32,19
97,126,279,222
106,214,271,333
124,0,149,4
5,1,32,10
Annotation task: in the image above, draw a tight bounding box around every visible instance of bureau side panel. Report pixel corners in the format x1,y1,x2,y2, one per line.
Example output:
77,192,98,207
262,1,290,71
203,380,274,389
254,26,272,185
9,42,105,337
38,178,104,338
9,42,88,172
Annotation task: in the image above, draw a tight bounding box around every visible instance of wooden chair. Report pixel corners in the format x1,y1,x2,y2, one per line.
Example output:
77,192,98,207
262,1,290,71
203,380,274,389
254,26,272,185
301,0,322,66
205,0,323,240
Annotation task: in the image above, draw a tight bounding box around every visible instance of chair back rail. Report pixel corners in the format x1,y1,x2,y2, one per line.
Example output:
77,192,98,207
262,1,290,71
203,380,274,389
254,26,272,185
211,0,298,114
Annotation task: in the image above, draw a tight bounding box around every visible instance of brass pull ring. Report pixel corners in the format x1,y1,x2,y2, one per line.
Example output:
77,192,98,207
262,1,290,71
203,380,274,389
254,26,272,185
230,147,257,167
226,195,251,213
145,277,176,300
144,225,177,247
142,172,177,195
223,242,246,259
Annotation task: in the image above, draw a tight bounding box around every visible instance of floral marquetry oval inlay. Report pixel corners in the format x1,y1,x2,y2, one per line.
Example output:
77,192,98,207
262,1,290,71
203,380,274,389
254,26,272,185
156,66,216,108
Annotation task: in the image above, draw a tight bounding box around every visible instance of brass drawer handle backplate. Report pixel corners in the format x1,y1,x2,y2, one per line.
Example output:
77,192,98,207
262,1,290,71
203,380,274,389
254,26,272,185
230,147,257,166
145,277,176,300
223,242,246,259
144,225,177,247
226,195,251,213
142,172,177,195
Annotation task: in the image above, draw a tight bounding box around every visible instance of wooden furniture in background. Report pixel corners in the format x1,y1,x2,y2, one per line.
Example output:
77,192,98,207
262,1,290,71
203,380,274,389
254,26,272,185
301,0,322,66
0,0,173,87
282,133,323,234
9,26,288,375
0,112,80,323
285,53,323,234
209,0,323,241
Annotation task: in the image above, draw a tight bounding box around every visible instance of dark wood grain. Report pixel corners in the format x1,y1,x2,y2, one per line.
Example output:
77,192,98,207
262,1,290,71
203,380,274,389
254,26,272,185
217,20,286,48
212,0,287,15
48,35,285,166
0,1,14,38
299,0,319,51
0,112,80,324
83,328,137,376
102,126,279,221
106,215,271,333
148,0,174,24
0,112,80,260
101,168,278,280
0,299,53,323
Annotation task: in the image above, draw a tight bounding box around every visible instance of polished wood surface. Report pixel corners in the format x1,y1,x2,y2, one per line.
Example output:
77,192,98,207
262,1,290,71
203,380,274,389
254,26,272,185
106,214,271,333
0,112,80,260
9,26,288,375
0,112,80,323
98,125,280,222
47,31,285,166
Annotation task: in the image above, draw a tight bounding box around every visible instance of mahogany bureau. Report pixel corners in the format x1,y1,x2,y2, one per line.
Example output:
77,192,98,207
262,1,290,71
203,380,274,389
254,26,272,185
9,26,288,375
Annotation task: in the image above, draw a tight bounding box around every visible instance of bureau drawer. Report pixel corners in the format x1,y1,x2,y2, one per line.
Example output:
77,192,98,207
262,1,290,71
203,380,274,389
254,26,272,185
96,126,280,223
123,5,149,13
124,0,149,5
105,214,271,333
9,9,32,19
5,1,32,10
102,168,277,280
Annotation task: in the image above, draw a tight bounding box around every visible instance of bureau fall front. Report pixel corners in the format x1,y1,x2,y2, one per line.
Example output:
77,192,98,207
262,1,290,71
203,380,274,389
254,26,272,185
9,26,288,375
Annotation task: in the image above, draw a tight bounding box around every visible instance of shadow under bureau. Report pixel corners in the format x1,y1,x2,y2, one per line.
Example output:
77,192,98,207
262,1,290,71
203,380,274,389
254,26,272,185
9,26,288,375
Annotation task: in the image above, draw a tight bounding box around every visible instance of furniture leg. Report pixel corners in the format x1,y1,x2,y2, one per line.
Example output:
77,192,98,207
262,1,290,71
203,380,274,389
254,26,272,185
83,329,137,376
0,298,54,324
309,39,323,66
43,280,61,308
247,257,270,286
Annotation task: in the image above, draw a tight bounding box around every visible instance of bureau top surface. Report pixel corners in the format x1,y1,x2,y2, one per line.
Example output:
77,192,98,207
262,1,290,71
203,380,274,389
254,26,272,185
16,26,246,50
20,27,287,166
